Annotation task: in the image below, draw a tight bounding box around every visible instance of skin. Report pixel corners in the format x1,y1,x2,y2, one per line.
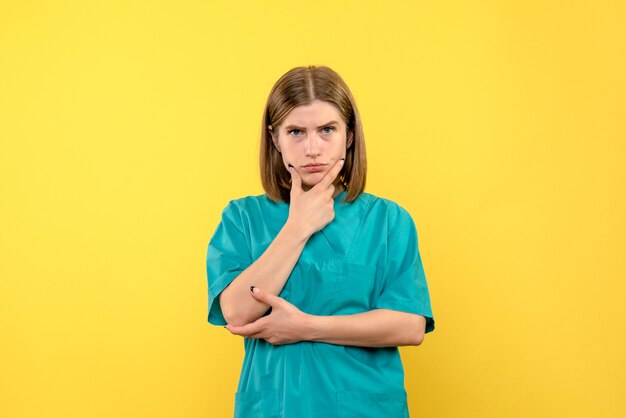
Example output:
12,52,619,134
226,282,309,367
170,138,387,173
222,99,427,346
269,99,352,196
226,286,426,347
218,157,345,326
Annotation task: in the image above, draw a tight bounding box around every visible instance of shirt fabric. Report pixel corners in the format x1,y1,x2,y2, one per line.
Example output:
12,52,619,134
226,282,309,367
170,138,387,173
206,189,435,418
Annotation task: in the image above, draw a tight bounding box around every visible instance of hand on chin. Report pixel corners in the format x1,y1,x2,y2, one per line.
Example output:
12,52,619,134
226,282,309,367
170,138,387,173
300,171,323,183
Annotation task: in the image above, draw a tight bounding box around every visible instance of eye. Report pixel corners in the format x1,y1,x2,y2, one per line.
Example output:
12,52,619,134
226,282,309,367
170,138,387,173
322,126,335,134
288,129,302,136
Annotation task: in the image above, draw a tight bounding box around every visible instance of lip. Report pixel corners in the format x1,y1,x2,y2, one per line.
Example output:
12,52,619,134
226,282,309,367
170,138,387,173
302,163,327,172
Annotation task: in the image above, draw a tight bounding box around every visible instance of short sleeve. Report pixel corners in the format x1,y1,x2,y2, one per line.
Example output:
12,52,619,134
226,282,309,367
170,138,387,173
205,201,252,325
375,209,435,333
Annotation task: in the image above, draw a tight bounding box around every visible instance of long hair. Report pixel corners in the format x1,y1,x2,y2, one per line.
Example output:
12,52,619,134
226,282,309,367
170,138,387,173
260,65,367,203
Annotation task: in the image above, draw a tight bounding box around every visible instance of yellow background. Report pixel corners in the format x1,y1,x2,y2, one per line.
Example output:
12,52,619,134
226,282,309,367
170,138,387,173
1,1,624,417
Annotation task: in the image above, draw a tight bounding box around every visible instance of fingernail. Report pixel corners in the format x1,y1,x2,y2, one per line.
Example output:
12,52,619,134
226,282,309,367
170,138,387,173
250,285,255,292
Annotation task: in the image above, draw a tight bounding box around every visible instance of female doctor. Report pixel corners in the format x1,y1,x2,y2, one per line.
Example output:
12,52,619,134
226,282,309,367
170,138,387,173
206,65,435,417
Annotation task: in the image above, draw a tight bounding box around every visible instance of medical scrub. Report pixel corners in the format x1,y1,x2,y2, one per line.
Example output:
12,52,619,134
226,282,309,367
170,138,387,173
206,189,435,418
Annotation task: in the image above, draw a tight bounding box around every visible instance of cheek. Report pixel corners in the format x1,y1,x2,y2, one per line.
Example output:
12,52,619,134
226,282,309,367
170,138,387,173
277,148,297,168
279,147,293,160
279,142,301,158
332,141,347,157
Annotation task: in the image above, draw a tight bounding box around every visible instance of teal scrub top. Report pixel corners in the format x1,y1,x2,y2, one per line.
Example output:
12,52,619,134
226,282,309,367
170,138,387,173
206,189,435,418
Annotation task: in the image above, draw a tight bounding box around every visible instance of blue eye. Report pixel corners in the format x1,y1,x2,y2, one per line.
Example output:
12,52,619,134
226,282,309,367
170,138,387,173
322,126,334,134
288,129,301,136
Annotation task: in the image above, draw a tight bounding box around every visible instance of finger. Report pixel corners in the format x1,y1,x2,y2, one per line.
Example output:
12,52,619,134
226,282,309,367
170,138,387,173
250,286,281,307
227,324,257,337
226,317,266,336
287,163,302,194
315,157,344,189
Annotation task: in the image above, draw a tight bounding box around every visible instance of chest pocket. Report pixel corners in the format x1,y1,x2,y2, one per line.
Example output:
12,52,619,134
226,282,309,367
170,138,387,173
281,260,377,316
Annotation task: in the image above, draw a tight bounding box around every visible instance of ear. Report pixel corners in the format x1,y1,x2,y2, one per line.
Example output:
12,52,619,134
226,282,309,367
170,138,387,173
346,130,354,149
269,125,281,152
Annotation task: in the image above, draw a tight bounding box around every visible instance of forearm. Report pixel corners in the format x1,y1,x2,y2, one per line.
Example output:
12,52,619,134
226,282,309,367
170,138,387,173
303,309,426,347
220,220,310,326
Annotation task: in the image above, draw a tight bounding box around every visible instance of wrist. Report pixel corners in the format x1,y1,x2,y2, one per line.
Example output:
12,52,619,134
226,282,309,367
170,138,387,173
282,219,312,244
302,313,322,342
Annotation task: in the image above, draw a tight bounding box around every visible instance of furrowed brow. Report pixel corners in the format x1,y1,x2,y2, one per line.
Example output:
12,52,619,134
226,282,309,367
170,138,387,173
283,120,339,130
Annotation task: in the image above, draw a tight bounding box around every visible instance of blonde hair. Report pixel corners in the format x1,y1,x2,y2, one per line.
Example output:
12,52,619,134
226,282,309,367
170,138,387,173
260,65,367,203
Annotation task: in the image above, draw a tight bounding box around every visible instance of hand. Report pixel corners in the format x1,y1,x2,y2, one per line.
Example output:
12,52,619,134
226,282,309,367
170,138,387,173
286,158,345,237
224,286,311,345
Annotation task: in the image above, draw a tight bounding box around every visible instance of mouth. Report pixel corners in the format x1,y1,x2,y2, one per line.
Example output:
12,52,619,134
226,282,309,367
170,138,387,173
302,163,327,173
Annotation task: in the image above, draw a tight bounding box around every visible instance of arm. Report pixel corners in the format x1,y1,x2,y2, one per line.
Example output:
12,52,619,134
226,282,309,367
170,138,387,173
219,221,309,326
219,158,345,326
225,287,427,347
304,309,426,347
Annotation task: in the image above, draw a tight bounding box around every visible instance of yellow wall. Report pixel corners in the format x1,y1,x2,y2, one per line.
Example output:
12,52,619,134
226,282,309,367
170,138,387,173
1,1,624,417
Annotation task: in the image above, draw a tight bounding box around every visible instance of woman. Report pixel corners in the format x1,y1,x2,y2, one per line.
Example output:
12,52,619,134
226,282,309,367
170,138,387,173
206,65,435,417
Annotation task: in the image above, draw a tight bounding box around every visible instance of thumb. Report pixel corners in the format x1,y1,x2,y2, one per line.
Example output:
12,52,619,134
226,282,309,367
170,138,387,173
287,164,302,194
250,286,280,306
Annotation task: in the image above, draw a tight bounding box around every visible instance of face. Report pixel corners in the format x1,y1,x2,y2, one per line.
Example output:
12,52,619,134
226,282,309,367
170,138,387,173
270,100,353,192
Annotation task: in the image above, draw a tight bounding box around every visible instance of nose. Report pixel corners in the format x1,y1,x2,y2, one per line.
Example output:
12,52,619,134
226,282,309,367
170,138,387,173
305,133,322,157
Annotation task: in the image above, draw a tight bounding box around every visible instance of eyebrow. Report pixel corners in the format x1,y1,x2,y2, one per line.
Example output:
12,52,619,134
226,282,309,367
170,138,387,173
283,120,339,130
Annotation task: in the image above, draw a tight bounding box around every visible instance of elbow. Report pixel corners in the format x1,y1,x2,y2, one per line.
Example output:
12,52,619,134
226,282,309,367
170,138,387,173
221,307,237,326
402,329,424,346
410,331,425,346
220,293,243,326
405,314,427,346
221,303,248,327
220,287,271,326
220,293,256,327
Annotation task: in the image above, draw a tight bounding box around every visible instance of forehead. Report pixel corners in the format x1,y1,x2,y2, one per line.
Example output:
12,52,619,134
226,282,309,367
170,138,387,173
281,100,344,127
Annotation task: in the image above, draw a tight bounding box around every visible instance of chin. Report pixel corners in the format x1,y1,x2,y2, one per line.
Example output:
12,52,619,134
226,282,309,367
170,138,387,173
300,179,321,190
301,174,323,184
301,180,317,188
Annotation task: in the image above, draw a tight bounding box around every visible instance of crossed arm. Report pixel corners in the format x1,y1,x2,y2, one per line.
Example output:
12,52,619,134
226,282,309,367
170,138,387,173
215,158,430,347
224,286,426,347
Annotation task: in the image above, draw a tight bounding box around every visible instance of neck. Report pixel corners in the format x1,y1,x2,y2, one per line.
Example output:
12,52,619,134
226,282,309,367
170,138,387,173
332,183,345,199
301,182,344,196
